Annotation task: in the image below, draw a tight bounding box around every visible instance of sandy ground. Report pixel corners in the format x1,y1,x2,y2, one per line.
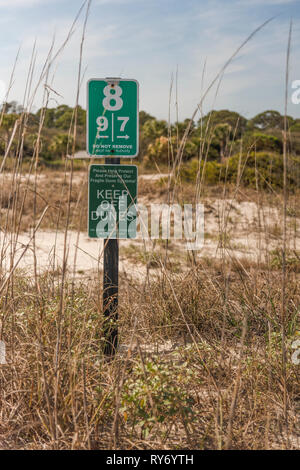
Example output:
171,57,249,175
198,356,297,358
0,172,299,450
1,171,299,280
0,230,149,280
0,194,298,281
139,173,170,181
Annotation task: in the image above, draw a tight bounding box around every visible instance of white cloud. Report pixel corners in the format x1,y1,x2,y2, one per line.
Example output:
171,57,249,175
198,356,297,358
0,0,299,120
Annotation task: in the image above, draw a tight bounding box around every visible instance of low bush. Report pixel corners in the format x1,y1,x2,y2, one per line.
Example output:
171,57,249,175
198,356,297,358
180,152,300,189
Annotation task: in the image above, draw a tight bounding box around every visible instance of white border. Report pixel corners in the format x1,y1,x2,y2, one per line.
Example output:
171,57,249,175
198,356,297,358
86,78,139,159
87,163,138,239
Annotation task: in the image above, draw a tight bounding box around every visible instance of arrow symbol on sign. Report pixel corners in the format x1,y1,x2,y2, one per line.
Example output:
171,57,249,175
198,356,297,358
96,132,109,139
117,135,129,140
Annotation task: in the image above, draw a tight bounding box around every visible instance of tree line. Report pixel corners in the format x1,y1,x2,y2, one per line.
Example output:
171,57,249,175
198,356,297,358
1,101,300,167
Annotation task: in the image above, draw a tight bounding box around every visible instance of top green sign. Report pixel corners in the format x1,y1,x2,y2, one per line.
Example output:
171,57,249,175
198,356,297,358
87,78,139,158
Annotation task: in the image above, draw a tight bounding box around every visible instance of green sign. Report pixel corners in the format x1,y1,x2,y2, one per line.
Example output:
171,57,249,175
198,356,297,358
88,164,138,239
87,78,139,157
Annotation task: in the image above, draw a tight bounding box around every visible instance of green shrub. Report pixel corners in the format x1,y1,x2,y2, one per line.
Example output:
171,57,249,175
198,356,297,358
290,120,300,133
179,158,222,184
226,151,300,189
241,132,282,152
145,136,199,167
180,152,300,189
120,359,195,438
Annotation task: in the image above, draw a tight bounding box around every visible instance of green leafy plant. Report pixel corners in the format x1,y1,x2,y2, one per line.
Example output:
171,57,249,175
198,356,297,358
120,359,195,438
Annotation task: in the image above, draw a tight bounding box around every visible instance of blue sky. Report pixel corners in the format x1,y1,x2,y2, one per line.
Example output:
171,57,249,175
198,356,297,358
0,0,299,121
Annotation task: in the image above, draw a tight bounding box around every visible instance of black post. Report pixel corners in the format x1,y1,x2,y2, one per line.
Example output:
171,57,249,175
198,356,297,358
103,156,120,356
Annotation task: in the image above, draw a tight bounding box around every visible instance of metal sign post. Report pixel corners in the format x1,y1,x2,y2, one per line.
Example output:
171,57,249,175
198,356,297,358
103,156,119,356
87,77,139,356
88,162,138,355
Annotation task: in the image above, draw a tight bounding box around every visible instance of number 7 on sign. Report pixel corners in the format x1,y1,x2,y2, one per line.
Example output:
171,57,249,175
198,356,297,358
117,116,129,132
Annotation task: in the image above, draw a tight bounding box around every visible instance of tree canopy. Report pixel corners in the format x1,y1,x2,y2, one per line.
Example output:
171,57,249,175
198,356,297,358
0,101,299,167
247,110,294,131
198,110,247,138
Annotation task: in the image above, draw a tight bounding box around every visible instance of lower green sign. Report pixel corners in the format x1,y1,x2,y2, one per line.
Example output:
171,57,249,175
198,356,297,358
88,164,138,239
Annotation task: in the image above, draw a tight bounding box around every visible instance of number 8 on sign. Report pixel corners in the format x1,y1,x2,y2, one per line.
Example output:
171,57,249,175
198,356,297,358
102,85,123,111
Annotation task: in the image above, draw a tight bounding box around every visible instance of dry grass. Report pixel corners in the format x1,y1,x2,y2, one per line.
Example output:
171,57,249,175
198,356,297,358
0,7,299,450
0,264,299,449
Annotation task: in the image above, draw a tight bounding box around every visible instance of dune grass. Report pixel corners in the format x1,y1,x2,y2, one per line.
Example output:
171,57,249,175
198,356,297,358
0,4,299,450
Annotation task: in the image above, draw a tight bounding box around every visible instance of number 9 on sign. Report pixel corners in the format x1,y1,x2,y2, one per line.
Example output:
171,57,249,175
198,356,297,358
96,116,108,131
